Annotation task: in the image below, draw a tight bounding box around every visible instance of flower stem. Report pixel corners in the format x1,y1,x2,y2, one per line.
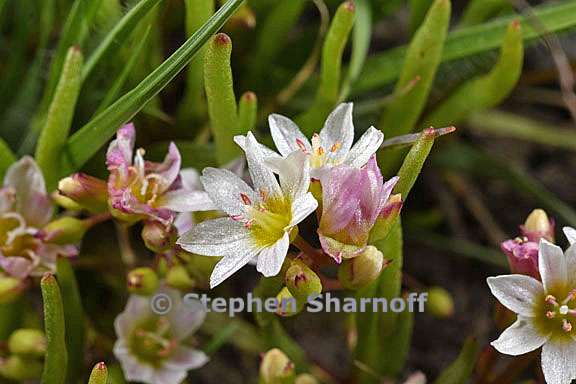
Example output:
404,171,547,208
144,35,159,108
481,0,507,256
85,212,112,228
116,224,136,267
293,235,324,261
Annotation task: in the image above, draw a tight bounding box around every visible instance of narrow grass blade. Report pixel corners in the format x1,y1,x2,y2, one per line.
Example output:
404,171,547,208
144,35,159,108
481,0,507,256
467,110,576,151
459,0,510,27
340,0,372,100
40,273,68,384
56,257,85,384
65,0,245,171
356,0,576,94
409,0,433,35
433,338,480,384
82,0,162,82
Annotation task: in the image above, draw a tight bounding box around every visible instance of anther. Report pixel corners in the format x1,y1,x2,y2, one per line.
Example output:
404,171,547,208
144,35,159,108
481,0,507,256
240,193,252,205
546,295,559,306
330,141,342,153
546,311,556,319
563,319,573,333
295,139,308,153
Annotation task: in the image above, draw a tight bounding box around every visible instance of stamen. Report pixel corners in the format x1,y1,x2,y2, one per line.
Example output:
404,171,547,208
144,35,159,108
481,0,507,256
240,193,252,205
259,189,268,201
295,139,308,153
563,319,573,333
230,215,243,222
316,146,324,156
563,289,576,304
330,141,342,153
546,311,556,319
244,219,254,229
560,305,570,315
546,295,559,307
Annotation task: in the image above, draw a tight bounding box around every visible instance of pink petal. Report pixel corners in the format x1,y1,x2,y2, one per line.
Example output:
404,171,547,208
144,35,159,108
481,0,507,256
106,123,135,171
0,256,33,279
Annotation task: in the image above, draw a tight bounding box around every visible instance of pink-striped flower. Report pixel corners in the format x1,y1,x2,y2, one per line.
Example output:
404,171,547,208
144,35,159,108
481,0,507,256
106,124,215,226
0,157,77,279
317,156,398,263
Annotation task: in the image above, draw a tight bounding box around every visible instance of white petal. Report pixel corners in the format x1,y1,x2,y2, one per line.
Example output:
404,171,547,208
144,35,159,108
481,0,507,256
264,151,310,200
157,190,216,212
177,218,252,256
165,346,209,370
114,295,153,339
179,168,201,190
491,317,549,356
200,167,256,217
566,244,576,287
114,340,156,383
4,156,52,226
564,227,576,245
233,135,282,161
210,246,261,288
541,340,576,384
487,275,544,317
150,368,188,384
539,239,568,292
269,114,311,157
245,132,282,197
344,126,384,168
256,233,290,277
165,287,206,340
319,103,354,160
290,192,318,227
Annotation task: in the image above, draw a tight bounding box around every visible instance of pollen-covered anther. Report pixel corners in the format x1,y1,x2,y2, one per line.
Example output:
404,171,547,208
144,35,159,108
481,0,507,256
240,193,252,205
330,141,342,153
259,189,268,201
244,219,254,229
230,214,243,222
546,311,556,319
295,139,308,153
546,295,559,306
563,319,573,333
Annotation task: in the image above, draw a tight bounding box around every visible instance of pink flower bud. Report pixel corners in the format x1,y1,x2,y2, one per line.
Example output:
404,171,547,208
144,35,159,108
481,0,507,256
57,173,108,213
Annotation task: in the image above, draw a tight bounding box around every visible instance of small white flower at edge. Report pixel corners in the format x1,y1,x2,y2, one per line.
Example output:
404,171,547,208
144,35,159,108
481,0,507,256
234,103,384,178
176,132,318,288
487,228,576,384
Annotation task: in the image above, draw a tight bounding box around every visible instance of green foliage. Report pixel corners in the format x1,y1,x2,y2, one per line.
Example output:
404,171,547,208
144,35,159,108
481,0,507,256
423,21,524,127
35,47,83,191
65,0,246,170
0,138,16,181
56,257,85,383
296,1,356,135
378,0,450,176
204,33,240,164
40,274,68,384
459,0,510,27
433,338,480,384
88,363,108,384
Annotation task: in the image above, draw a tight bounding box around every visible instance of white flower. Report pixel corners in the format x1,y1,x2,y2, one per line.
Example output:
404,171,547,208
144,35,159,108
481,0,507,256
234,103,384,178
113,288,208,384
177,132,318,288
487,231,576,384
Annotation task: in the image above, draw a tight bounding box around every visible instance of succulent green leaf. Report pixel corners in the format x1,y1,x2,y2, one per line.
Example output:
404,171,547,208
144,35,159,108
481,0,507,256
40,273,68,384
296,1,356,136
459,0,510,27
35,47,83,191
356,0,576,94
423,21,523,128
0,138,16,181
237,92,258,134
204,33,240,165
408,0,433,35
88,362,108,384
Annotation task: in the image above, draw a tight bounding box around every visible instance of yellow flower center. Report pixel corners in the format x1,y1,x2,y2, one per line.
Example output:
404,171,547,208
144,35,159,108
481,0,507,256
308,134,343,169
0,214,38,259
244,194,292,248
534,286,576,341
129,317,177,366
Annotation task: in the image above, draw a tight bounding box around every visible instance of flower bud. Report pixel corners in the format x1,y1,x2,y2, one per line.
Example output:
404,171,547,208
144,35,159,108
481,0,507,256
127,268,159,296
0,356,43,381
8,329,46,357
426,287,455,318
338,246,385,290
522,208,554,242
295,374,319,384
142,221,177,253
41,217,89,245
501,238,540,279
51,192,83,211
370,194,403,243
57,173,108,213
0,276,26,304
285,260,322,302
259,348,295,384
166,265,195,290
275,287,302,317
